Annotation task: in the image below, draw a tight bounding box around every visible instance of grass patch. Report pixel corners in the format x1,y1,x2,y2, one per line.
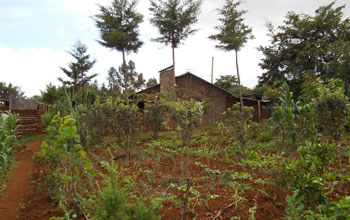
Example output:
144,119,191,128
16,135,43,145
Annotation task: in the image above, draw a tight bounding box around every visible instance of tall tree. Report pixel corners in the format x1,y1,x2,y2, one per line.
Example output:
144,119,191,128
107,60,145,96
209,0,254,110
149,0,202,74
94,0,143,100
258,2,350,96
146,77,158,88
58,41,98,90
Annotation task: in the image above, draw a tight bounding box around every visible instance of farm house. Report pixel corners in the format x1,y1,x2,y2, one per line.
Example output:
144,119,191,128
138,66,271,124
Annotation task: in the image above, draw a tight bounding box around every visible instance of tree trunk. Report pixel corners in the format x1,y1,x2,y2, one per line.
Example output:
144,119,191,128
122,50,129,103
235,49,244,111
172,46,175,74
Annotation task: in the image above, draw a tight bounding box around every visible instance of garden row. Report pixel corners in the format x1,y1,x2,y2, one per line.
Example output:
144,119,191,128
30,77,350,219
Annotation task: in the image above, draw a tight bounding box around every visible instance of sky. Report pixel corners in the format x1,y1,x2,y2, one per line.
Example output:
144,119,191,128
1,0,349,97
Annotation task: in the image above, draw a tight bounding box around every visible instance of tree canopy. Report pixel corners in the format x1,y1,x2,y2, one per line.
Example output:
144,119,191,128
58,41,98,89
214,75,237,91
107,60,145,96
258,2,350,96
209,0,254,52
146,77,158,88
0,82,25,100
149,0,202,72
94,0,143,65
209,0,253,109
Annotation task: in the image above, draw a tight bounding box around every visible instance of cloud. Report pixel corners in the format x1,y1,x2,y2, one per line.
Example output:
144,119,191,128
2,0,350,97
0,45,70,97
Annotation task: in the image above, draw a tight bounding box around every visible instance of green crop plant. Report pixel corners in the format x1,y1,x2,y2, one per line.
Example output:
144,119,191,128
38,114,96,218
0,111,17,175
93,156,162,220
278,141,337,213
224,103,254,150
144,95,171,139
170,99,204,147
271,83,297,147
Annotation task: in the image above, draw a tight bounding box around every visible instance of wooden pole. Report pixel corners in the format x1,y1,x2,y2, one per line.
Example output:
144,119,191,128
258,100,261,122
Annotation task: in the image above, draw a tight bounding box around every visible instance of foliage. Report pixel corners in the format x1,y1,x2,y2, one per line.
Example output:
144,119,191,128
258,2,350,96
113,102,142,157
92,157,162,220
144,95,170,139
149,0,202,70
170,99,204,146
0,111,17,175
94,0,143,63
209,0,254,108
311,79,350,142
209,0,254,52
37,83,66,105
107,60,146,99
279,141,336,209
38,114,95,217
271,83,297,146
224,103,254,149
296,100,317,143
58,41,98,89
214,75,237,92
146,77,158,89
0,82,25,100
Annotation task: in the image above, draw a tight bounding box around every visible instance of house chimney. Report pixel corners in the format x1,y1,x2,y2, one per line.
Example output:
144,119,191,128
159,65,177,101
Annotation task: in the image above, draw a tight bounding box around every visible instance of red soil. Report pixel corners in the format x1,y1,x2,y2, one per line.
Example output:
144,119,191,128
0,140,42,220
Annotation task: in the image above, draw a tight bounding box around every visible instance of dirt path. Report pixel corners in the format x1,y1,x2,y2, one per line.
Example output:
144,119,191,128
0,140,42,220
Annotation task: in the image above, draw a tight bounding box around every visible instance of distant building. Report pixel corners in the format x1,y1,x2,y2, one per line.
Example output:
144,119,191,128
137,66,270,124
0,97,50,136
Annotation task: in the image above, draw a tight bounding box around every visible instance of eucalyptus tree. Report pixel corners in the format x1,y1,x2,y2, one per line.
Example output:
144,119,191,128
149,0,202,74
107,61,145,96
94,0,143,100
209,0,254,109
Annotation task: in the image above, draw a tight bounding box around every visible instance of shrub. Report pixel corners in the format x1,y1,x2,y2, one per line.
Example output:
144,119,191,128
278,141,336,209
170,99,204,147
144,97,170,139
311,79,350,142
93,158,162,220
38,114,95,217
224,103,254,149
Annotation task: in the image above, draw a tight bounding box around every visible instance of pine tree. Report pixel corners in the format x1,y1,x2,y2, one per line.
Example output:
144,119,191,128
209,0,254,110
149,0,202,74
58,41,97,90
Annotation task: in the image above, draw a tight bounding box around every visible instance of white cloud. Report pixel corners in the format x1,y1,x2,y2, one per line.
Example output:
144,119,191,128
0,45,70,97
2,0,350,97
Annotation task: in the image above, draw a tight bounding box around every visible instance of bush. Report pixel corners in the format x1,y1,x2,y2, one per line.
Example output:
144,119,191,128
311,79,350,142
224,103,254,149
278,141,336,209
170,99,204,146
144,96,170,139
93,159,162,220
38,114,95,217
